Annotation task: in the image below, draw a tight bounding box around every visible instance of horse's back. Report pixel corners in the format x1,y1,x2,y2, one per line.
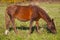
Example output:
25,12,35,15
6,5,39,21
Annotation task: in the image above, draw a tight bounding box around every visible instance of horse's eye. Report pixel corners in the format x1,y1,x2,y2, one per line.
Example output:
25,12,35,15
51,24,55,29
49,24,51,27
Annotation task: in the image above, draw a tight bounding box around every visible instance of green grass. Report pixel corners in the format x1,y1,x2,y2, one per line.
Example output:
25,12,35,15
0,3,60,40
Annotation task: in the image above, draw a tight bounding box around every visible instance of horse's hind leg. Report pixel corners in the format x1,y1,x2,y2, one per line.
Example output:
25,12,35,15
5,13,11,35
10,17,18,34
5,19,10,35
35,21,40,33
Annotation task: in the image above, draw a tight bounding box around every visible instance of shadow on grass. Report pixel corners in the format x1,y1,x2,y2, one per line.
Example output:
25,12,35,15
9,24,52,33
9,26,40,33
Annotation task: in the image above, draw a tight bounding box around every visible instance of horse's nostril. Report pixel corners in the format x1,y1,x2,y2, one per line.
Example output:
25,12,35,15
53,32,56,34
52,30,57,34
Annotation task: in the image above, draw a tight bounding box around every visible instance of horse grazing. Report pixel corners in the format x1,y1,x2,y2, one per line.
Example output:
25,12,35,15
5,5,56,35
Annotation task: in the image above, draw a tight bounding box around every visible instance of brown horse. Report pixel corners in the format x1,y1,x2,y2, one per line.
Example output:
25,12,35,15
5,5,56,35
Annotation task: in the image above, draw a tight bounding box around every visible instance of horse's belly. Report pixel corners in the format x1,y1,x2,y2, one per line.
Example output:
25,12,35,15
15,16,30,22
15,13,31,22
14,7,33,22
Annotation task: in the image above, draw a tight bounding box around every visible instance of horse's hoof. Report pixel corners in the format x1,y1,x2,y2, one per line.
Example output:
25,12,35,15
29,32,31,35
14,30,18,35
37,30,41,34
5,30,9,35
28,32,32,35
37,31,40,34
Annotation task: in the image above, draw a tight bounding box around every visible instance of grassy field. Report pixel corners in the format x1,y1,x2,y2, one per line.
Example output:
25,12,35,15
0,3,60,40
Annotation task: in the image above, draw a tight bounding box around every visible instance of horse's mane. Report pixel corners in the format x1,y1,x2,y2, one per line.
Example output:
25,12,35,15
36,6,52,22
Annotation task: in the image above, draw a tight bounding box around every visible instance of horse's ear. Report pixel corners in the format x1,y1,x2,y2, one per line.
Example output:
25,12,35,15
52,18,54,22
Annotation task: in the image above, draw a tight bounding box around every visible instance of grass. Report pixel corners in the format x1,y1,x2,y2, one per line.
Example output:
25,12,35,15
0,3,60,40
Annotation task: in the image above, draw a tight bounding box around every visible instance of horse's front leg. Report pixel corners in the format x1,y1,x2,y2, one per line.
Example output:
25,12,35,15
29,20,33,34
36,21,40,33
10,17,18,34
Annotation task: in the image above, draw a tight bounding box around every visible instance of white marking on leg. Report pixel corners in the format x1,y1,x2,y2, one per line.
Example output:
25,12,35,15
5,30,9,35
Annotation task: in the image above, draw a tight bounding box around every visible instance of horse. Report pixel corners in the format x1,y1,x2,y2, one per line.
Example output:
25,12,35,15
5,5,56,35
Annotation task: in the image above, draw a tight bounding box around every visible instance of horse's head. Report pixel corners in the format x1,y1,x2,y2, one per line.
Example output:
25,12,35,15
47,19,56,34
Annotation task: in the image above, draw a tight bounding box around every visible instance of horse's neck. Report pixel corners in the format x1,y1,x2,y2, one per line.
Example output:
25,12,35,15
38,7,52,24
44,15,51,24
42,13,52,24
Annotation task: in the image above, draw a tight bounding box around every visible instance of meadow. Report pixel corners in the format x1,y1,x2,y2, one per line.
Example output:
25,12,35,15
0,3,60,40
